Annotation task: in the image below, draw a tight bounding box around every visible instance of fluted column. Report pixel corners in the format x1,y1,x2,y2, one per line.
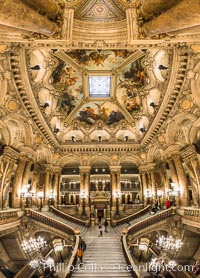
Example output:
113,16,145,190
0,0,58,36
160,162,169,203
53,168,61,206
143,0,200,36
173,155,190,206
31,164,40,207
24,0,59,18
150,170,157,198
12,158,26,208
44,165,52,205
140,0,177,20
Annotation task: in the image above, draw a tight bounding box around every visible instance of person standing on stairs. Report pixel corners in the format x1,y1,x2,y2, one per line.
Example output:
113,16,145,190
76,248,84,265
104,219,108,233
98,224,103,237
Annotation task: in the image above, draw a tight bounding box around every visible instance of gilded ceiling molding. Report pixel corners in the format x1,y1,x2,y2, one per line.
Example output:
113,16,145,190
142,49,188,148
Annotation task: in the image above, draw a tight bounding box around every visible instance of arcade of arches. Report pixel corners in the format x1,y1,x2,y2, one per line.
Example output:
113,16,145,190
0,0,200,277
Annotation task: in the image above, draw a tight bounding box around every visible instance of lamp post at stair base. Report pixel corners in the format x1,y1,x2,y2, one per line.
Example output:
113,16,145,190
80,190,88,217
38,191,44,211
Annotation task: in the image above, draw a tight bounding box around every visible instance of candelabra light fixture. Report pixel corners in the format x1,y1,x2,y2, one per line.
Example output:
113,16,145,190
48,190,55,206
155,235,183,252
38,191,44,211
21,236,47,253
21,236,55,273
20,184,35,208
144,189,154,204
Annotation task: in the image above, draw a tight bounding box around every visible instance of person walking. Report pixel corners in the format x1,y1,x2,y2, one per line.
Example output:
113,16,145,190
104,219,108,233
98,224,103,237
76,248,84,264
79,239,87,252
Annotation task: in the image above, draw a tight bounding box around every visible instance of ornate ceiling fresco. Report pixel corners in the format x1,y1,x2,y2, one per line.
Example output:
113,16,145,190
28,47,170,144
1,0,199,153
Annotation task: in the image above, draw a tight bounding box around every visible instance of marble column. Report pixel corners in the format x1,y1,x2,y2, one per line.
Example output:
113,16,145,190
140,0,177,20
150,170,157,198
54,170,61,206
173,156,190,206
110,170,117,207
31,164,40,207
12,158,26,208
0,0,58,36
167,159,179,185
21,160,32,187
143,0,200,36
160,162,169,203
44,166,52,205
188,155,200,207
79,166,90,210
25,0,59,18
140,171,148,206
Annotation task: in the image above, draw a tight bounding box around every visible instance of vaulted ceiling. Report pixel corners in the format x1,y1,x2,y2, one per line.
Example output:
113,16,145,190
1,0,200,156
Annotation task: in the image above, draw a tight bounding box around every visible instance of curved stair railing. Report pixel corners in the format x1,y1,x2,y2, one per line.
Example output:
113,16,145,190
26,209,77,236
50,206,90,227
121,208,176,278
127,207,176,235
112,205,151,227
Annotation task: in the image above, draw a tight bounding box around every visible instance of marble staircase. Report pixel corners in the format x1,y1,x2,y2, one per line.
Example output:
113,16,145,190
71,235,132,277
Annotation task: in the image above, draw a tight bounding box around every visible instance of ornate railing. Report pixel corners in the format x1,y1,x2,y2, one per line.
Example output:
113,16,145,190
50,206,89,227
0,210,19,224
13,264,35,278
122,234,142,278
65,235,80,278
127,207,176,235
184,208,200,221
112,205,151,227
26,209,76,236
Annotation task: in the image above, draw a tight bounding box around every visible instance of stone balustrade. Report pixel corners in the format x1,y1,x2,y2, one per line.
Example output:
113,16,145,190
184,208,200,220
0,210,19,224
26,209,76,236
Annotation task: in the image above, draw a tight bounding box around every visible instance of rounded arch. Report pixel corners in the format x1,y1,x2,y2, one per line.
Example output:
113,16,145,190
165,113,197,146
35,144,52,164
89,155,111,167
147,146,164,163
120,155,143,167
0,113,34,148
59,155,81,168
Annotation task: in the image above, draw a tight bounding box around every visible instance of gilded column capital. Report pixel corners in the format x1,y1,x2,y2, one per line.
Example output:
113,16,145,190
79,166,91,173
44,164,53,172
181,144,197,160
109,166,121,173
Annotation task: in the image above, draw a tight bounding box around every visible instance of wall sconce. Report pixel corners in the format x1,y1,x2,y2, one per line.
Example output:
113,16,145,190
140,127,146,133
124,135,128,142
98,135,102,142
71,136,76,142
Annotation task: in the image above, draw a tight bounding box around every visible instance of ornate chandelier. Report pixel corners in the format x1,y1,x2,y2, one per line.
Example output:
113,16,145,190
155,235,183,252
21,236,47,253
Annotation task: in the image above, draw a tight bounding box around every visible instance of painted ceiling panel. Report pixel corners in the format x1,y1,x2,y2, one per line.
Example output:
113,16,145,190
66,49,135,70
